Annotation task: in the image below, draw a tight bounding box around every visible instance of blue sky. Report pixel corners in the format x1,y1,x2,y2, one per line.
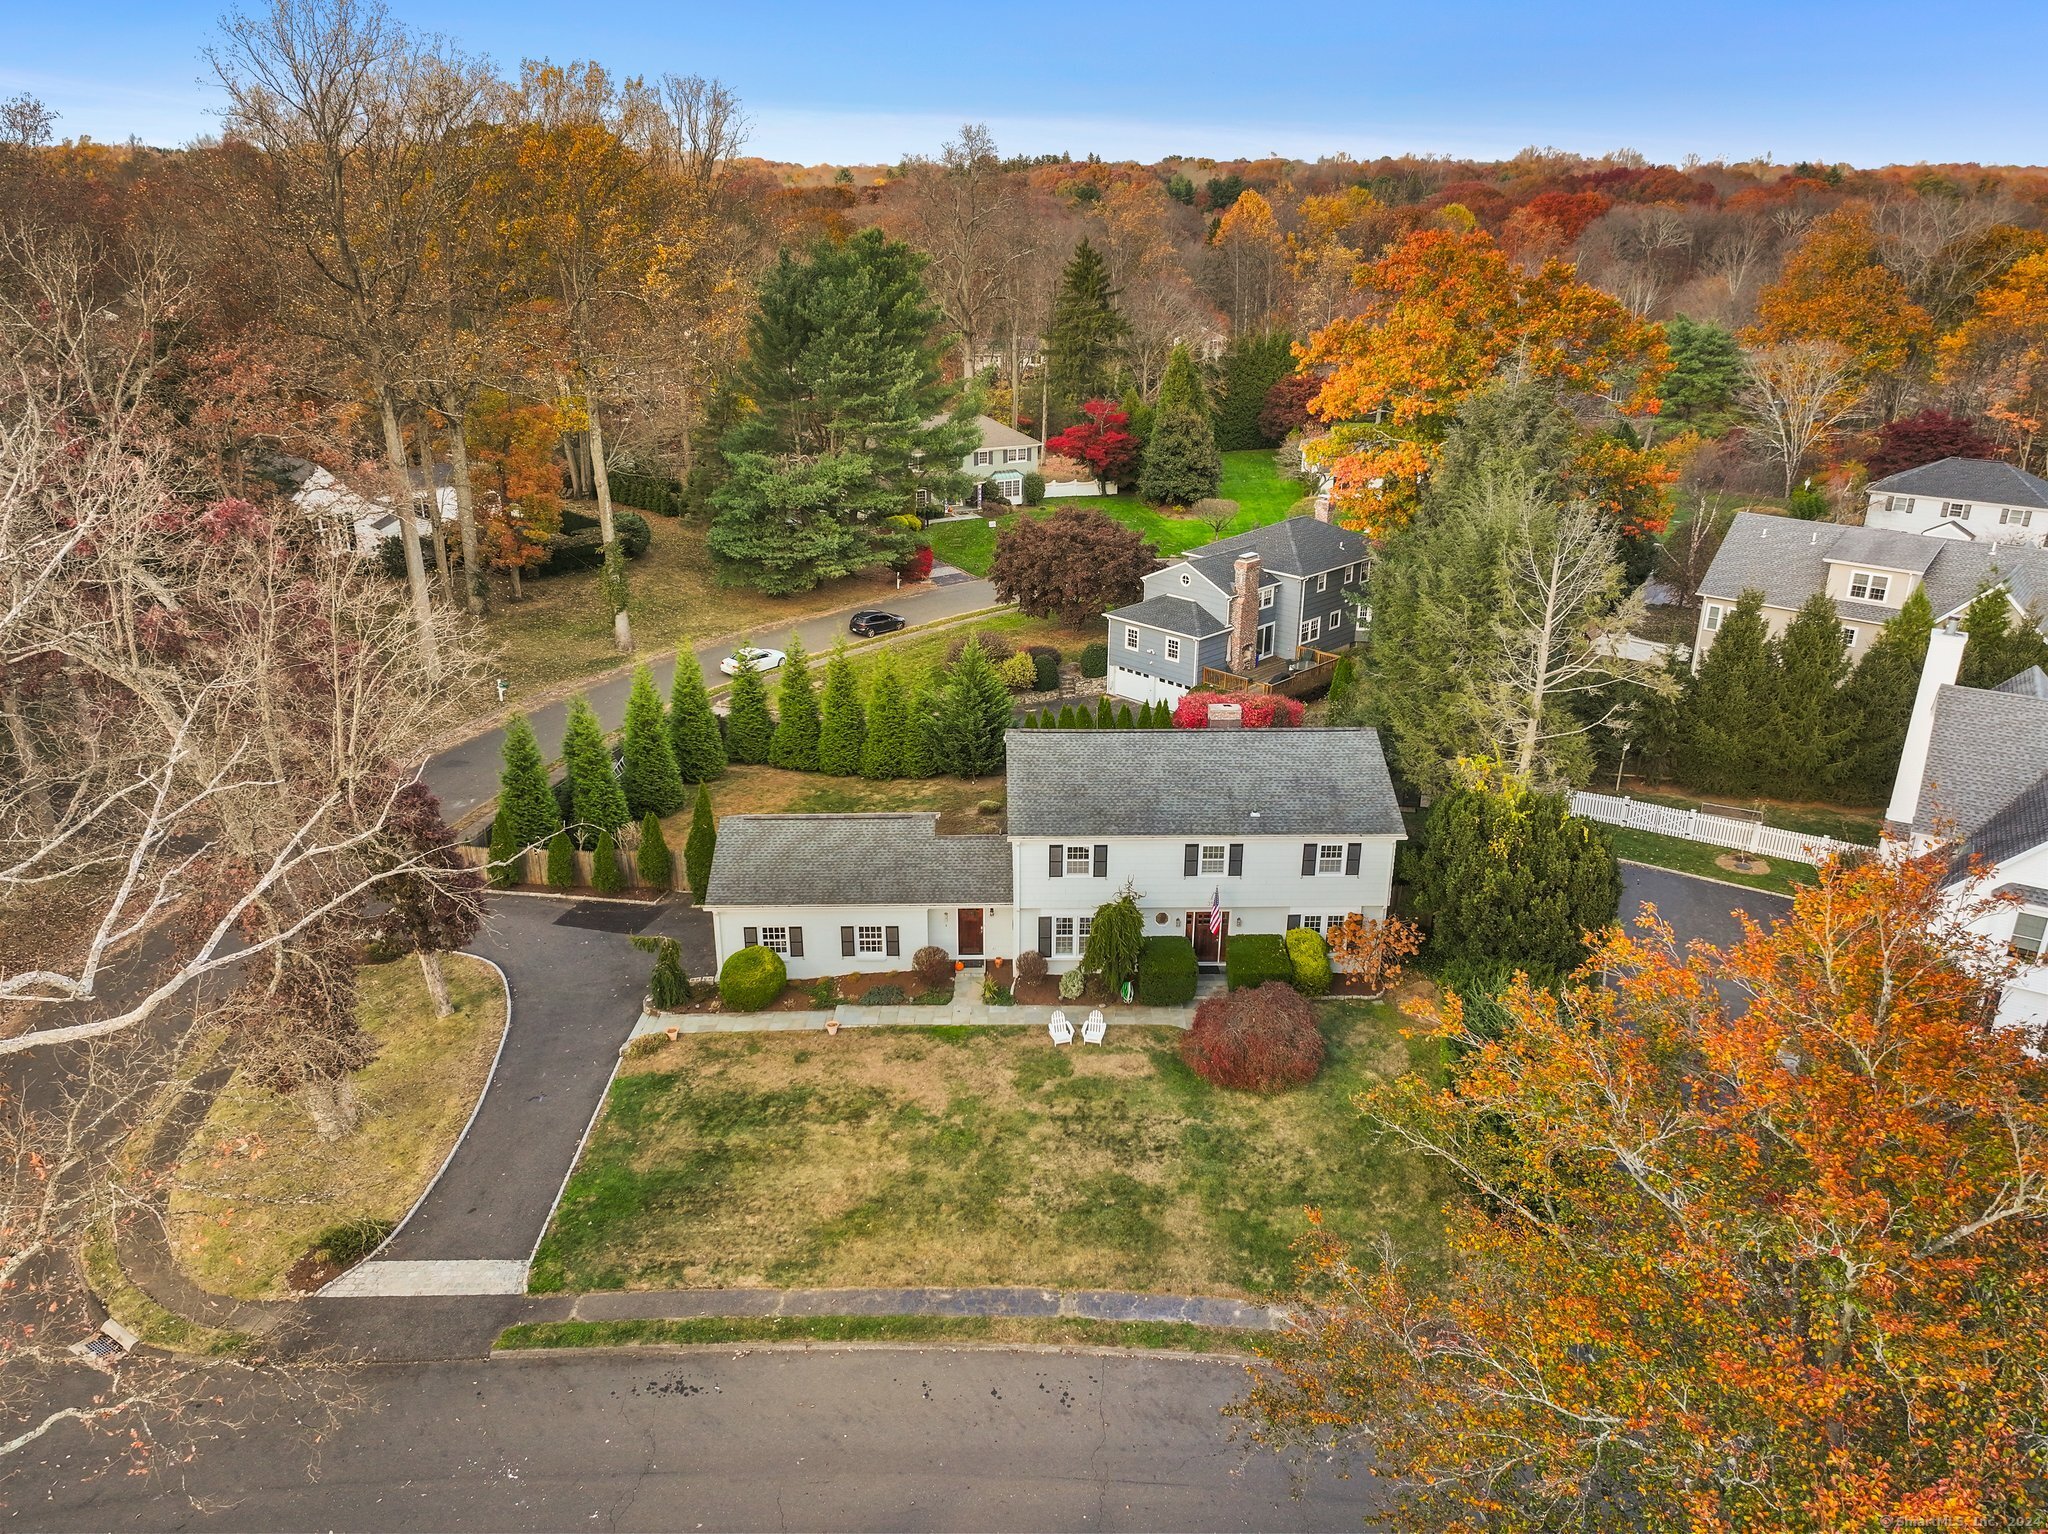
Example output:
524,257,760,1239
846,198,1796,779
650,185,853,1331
10,1,2047,167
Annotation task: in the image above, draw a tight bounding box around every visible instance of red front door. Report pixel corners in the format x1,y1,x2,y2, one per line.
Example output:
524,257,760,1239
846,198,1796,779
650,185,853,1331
1186,910,1228,965
957,908,985,957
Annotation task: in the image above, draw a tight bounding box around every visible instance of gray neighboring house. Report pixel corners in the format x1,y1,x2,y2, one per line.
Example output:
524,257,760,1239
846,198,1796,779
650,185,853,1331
1864,456,2048,546
1104,515,1368,705
1693,510,2048,664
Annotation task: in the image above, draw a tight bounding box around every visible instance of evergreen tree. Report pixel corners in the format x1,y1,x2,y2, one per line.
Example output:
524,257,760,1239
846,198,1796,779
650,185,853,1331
667,658,727,783
1045,239,1127,426
497,713,562,850
684,785,716,904
723,654,776,764
488,806,520,889
561,697,629,846
1959,586,2048,689
1660,316,1747,427
591,827,625,895
1057,703,1077,728
636,810,674,888
1768,593,1853,796
1215,329,1297,450
1116,703,1135,728
769,636,821,770
860,663,911,780
1325,654,1358,717
1073,707,1094,729
711,229,974,592
1428,381,1578,513
619,665,686,818
1154,342,1208,421
1412,760,1620,980
816,642,866,775
544,829,577,888
930,639,1013,777
1836,590,1934,805
1096,695,1115,727
902,671,942,777
1139,407,1223,505
1682,591,1779,795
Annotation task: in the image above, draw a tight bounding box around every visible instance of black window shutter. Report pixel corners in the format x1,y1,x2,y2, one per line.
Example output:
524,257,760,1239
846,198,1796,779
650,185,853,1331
1184,843,1199,876
841,926,855,957
743,925,758,947
1048,844,1063,878
1301,843,1317,876
789,927,804,958
884,926,901,957
1286,914,1301,931
1346,842,1363,876
1227,843,1244,877
1037,916,1053,955
1093,844,1108,877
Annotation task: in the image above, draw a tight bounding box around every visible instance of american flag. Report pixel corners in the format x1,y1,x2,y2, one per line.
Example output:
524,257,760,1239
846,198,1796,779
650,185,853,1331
1209,887,1223,937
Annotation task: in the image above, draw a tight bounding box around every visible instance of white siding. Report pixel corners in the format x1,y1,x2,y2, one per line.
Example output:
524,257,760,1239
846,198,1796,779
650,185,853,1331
709,903,1015,980
1945,841,2048,1033
1866,492,2047,547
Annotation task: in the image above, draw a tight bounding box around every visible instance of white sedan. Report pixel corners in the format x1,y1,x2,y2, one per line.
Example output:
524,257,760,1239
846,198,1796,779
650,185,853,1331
719,645,786,676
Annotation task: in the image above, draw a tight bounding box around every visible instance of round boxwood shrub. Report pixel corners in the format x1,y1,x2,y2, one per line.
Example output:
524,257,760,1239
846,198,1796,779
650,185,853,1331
718,944,787,1012
1021,470,1046,505
1137,934,1198,1005
1284,926,1332,996
1027,646,1062,692
912,945,953,989
1179,983,1325,1092
1224,932,1293,991
1078,641,1109,679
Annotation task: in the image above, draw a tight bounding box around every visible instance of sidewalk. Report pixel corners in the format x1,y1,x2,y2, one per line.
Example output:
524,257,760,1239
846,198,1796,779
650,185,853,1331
556,1284,1285,1332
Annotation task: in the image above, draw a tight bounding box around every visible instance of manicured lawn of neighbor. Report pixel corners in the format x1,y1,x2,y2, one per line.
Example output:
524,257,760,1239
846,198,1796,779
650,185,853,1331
487,512,902,706
928,450,1312,577
528,1000,1448,1297
1606,826,1808,897
167,954,507,1300
496,1315,1250,1354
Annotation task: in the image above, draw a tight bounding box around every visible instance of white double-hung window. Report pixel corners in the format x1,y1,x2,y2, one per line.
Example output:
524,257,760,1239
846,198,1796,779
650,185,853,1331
974,449,994,466
1065,844,1095,876
1315,842,1346,875
760,925,791,956
856,925,886,956
1299,617,1321,645
1704,604,1724,632
1164,637,1181,661
1124,625,1140,651
1258,584,1275,610
2002,506,2034,528
2014,910,2048,962
1941,501,1971,520
1847,570,1890,601
1198,843,1228,875
1052,915,1094,955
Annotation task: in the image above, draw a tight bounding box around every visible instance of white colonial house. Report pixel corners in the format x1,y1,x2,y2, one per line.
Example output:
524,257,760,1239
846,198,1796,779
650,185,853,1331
954,414,1042,504
1864,456,2048,546
1694,510,2048,664
1886,623,2048,1034
282,458,458,559
702,728,1405,979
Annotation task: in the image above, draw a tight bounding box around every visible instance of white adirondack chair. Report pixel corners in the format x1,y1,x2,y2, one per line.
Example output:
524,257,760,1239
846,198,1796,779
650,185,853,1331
1047,1011,1074,1045
1081,1011,1106,1045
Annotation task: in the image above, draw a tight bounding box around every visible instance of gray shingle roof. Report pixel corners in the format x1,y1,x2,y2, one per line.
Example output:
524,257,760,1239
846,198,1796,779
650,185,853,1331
1103,595,1230,638
1868,456,2048,511
1182,515,1368,583
1005,728,1404,838
1995,665,2048,699
1700,511,2048,627
1955,776,2048,872
704,814,1012,908
1913,683,2048,840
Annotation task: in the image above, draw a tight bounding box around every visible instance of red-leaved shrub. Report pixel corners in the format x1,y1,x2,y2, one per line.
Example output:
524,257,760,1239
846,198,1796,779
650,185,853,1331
1178,982,1325,1092
1172,691,1306,729
899,544,935,581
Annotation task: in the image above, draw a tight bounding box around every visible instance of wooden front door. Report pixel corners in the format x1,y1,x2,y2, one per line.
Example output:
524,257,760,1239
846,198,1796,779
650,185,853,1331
957,908,985,958
1185,910,1228,965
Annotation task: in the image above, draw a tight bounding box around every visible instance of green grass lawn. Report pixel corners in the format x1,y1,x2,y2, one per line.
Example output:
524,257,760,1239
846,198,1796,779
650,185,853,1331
496,1315,1251,1354
529,1000,1447,1298
928,450,1312,577
1614,782,1882,846
1607,826,1808,896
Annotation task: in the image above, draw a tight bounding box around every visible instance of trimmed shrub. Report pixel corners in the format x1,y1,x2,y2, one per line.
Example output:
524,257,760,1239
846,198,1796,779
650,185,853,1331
544,829,577,888
997,651,1038,692
538,507,652,575
636,810,673,887
1284,926,1332,996
911,945,953,989
1058,967,1087,1001
590,828,625,894
1021,470,1046,505
1057,704,1077,728
1027,646,1061,691
488,808,519,889
606,470,686,518
1225,932,1293,991
864,984,909,1005
1072,707,1094,729
1137,935,1198,1006
1173,691,1306,729
1179,983,1325,1092
899,545,934,581
1016,949,1048,984
1079,641,1108,678
718,945,787,1011
1095,695,1115,728
1116,703,1134,728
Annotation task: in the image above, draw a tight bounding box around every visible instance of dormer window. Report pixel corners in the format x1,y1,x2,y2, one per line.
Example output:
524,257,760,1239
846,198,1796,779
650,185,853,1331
1941,501,1971,520
1847,571,1890,602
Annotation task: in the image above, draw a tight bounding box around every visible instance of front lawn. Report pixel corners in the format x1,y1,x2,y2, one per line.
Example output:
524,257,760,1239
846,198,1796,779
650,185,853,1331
1607,826,1808,896
528,1000,1448,1297
167,954,508,1300
928,449,1312,577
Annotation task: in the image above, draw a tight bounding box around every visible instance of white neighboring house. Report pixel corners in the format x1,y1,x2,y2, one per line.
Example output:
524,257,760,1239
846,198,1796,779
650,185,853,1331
1864,456,2048,547
702,728,1405,980
284,459,457,559
1693,511,2048,664
1886,625,2048,1034
953,414,1043,505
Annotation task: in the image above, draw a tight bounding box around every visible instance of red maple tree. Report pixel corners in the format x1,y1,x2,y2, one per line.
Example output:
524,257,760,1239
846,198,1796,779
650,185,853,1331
1044,398,1140,491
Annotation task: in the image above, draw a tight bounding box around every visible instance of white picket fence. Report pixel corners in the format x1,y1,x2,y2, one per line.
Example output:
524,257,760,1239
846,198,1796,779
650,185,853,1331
1569,791,1867,869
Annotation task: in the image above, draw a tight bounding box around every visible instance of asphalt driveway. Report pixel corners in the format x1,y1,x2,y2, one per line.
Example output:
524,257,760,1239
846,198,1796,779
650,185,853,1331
1617,862,1792,951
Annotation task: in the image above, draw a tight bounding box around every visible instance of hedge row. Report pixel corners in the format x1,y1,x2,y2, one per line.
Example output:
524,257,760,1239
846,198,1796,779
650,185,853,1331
1137,935,1198,1006
607,471,687,518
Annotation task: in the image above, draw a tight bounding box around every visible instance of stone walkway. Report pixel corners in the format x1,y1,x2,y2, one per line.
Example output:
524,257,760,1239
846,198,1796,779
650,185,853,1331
554,1285,1287,1332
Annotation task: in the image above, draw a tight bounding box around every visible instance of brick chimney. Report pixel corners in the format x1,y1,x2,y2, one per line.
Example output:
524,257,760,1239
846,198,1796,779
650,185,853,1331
1885,619,1969,833
1227,553,1262,672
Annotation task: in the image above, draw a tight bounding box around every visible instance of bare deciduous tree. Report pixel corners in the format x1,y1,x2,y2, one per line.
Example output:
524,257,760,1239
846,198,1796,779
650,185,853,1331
1739,338,1863,495
896,124,1011,383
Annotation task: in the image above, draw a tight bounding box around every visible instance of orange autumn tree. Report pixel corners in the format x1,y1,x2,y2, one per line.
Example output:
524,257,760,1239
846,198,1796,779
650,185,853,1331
1751,208,1933,394
1941,248,2048,470
1324,913,1422,995
1299,228,1669,536
465,388,566,599
1237,851,2048,1531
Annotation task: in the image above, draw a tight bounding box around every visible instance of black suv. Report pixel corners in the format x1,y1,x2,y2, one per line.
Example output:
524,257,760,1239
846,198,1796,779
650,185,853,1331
848,610,906,638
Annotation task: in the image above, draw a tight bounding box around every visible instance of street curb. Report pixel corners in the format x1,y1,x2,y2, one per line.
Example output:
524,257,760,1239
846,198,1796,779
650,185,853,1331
486,1340,1260,1364
1617,857,1798,900
318,952,516,1295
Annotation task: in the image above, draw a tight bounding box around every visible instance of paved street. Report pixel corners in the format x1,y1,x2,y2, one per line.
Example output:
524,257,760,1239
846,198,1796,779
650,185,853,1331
426,572,998,825
23,1348,1373,1532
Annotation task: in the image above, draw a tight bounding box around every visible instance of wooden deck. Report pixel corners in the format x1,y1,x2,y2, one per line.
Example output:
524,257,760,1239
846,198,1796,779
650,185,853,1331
1200,647,1349,699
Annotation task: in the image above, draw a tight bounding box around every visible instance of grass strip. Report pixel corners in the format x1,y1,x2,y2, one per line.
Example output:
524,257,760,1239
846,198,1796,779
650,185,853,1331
81,1230,252,1357
1607,826,1805,896
495,1314,1255,1354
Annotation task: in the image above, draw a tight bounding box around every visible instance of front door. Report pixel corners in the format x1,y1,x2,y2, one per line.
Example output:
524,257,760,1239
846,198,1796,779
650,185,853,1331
1185,910,1228,966
957,908,985,960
